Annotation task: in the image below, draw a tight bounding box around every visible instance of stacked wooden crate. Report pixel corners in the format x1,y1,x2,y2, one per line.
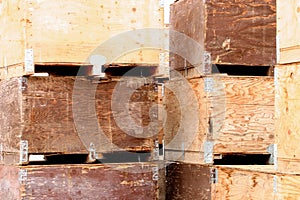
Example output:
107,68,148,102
274,0,300,198
165,0,276,164
0,0,166,199
161,0,300,199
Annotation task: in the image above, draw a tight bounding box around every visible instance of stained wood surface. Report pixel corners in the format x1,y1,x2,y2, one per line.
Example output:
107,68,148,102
0,76,159,163
277,0,300,64
164,75,274,163
170,0,276,68
275,64,300,173
166,163,211,200
0,0,164,79
0,163,159,200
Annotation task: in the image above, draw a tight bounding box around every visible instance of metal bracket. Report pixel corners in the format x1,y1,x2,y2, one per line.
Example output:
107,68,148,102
89,142,96,160
19,169,28,184
153,139,160,161
19,77,28,92
267,144,277,166
159,0,164,7
25,49,34,74
152,166,159,181
273,176,277,193
203,51,212,75
204,77,214,93
210,168,218,184
204,141,214,164
20,140,28,164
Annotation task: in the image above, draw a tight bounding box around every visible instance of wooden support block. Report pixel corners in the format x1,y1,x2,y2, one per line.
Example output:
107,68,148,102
166,162,276,199
164,75,275,164
0,0,164,79
277,0,300,64
0,76,160,165
0,163,161,199
170,0,276,69
275,64,300,173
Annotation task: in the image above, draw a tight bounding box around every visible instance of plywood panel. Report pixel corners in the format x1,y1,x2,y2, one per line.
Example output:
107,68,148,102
275,64,300,173
170,0,276,68
0,163,160,200
0,76,159,164
277,0,300,64
0,0,164,79
164,75,274,163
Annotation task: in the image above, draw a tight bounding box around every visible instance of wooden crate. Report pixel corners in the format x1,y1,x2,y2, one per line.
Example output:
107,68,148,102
275,64,300,173
277,0,300,64
166,162,276,199
0,163,161,200
0,0,164,79
0,76,160,164
164,75,275,164
170,0,276,70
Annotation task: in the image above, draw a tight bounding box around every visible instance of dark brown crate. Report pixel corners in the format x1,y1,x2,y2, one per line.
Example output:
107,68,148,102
0,163,161,200
170,0,276,70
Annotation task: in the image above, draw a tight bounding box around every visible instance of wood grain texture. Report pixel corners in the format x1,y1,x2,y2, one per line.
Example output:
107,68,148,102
275,64,300,173
277,0,300,64
277,173,300,199
213,165,275,199
170,0,276,68
164,75,274,163
0,76,159,164
0,0,164,79
0,163,160,200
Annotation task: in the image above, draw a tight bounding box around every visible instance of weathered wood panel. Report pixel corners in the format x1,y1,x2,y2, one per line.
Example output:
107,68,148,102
0,0,164,79
277,0,300,64
275,64,300,173
0,163,160,200
166,163,211,199
0,76,159,164
166,163,276,200
170,0,276,69
164,75,274,164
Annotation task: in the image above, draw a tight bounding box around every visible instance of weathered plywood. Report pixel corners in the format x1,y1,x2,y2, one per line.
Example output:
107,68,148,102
277,0,300,64
0,0,164,79
0,76,159,164
0,163,160,200
166,163,276,200
275,64,300,173
164,75,275,164
170,0,276,69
